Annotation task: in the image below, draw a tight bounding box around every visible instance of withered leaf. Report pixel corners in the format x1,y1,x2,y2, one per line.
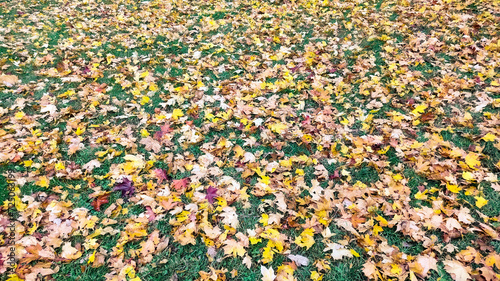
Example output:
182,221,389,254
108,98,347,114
91,193,110,211
113,178,135,198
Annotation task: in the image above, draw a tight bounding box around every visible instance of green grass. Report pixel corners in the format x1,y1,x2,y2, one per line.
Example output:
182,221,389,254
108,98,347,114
1,0,499,280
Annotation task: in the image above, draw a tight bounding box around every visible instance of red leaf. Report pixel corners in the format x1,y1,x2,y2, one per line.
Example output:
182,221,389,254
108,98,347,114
145,206,156,222
154,168,168,184
154,123,173,141
113,178,135,198
91,194,110,211
420,111,435,122
205,186,218,204
330,170,340,179
172,178,190,191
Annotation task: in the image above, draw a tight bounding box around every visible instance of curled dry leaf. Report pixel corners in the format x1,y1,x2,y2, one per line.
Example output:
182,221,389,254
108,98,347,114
91,193,110,211
0,74,19,87
287,254,309,266
443,260,471,281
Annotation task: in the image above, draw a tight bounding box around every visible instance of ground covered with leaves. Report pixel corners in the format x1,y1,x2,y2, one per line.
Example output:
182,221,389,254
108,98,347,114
0,0,499,280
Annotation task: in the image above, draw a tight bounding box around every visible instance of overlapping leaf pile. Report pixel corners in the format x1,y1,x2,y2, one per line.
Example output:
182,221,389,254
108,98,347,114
1,0,499,280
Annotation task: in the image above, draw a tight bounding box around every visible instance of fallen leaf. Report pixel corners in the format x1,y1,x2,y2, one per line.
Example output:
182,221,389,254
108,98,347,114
154,168,168,184
261,265,276,281
287,254,309,266
324,242,353,260
205,186,218,204
140,136,161,153
113,178,135,198
172,178,190,191
83,160,101,172
60,242,82,260
443,260,471,281
91,193,110,211
474,196,488,208
0,74,19,87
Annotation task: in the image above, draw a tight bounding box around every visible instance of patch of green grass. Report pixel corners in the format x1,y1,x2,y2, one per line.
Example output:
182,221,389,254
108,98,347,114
475,183,500,217
350,165,380,185
380,227,424,256
53,262,110,281
0,172,10,204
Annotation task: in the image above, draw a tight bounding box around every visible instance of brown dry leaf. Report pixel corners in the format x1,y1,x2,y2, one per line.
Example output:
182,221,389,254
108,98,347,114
443,260,471,281
24,263,58,281
0,74,19,87
287,254,309,266
223,238,246,257
83,159,101,172
91,193,110,211
60,242,82,260
479,223,499,240
412,255,438,278
362,261,378,279
140,136,162,153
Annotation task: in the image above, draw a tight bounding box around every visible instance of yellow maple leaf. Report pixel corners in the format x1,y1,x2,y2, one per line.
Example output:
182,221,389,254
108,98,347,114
391,264,402,275
465,152,481,169
233,145,245,158
26,220,38,234
384,45,395,53
414,190,428,200
149,83,158,91
376,215,388,226
280,159,292,168
269,122,288,134
462,171,474,181
377,145,390,155
172,108,184,120
6,274,24,281
259,214,269,226
350,249,360,257
36,176,50,188
295,228,315,249
249,236,262,245
140,129,149,137
14,195,27,211
388,62,397,71
485,255,497,267
14,111,25,120
140,95,150,105
392,174,403,181
446,183,461,193
88,250,96,264
373,224,383,236
55,162,65,171
412,104,427,115
262,245,275,263
75,126,86,135
379,34,391,41
310,271,323,281
475,196,488,208
482,133,496,142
